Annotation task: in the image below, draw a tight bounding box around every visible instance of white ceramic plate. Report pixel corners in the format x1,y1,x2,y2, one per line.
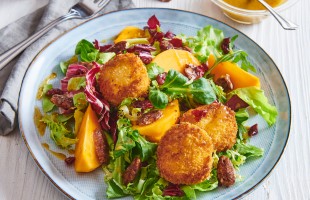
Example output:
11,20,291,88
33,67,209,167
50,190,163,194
19,8,291,200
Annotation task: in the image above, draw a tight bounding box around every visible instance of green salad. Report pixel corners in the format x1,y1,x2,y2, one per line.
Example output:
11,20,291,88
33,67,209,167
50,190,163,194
36,15,278,199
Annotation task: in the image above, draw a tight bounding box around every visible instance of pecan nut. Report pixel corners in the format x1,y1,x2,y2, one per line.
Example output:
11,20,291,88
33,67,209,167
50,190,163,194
215,74,233,92
217,156,235,187
93,129,109,165
50,94,74,110
137,110,163,126
122,157,142,185
45,88,64,97
64,156,75,165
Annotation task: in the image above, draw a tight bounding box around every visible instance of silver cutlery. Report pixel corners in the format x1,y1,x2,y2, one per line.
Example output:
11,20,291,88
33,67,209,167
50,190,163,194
257,0,298,30
0,0,111,71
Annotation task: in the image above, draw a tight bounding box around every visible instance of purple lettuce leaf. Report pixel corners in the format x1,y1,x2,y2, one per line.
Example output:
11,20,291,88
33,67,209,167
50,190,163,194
85,65,110,130
61,64,88,91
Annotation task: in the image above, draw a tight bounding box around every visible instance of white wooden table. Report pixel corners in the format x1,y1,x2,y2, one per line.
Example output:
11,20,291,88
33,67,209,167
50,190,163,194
0,0,309,199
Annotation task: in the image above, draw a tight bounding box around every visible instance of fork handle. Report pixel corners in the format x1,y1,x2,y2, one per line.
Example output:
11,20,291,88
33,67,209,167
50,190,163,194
0,10,79,71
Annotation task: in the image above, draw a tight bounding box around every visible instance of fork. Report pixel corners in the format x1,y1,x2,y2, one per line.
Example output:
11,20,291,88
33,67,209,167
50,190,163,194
0,0,111,71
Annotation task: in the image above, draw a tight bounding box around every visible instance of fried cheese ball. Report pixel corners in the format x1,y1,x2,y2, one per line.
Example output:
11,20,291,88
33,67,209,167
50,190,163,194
180,102,237,152
157,123,214,185
98,53,150,106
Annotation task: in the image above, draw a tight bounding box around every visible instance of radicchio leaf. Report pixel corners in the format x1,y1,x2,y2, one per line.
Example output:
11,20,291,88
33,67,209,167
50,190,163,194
225,95,249,111
169,38,183,48
163,183,184,197
127,44,156,64
127,44,156,52
164,31,176,39
85,65,110,130
93,39,112,52
105,41,127,54
61,64,88,91
184,64,207,80
160,40,174,51
132,99,154,111
147,15,160,29
138,52,153,64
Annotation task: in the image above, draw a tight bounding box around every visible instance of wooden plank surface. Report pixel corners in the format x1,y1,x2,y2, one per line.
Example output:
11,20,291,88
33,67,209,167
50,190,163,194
0,0,309,199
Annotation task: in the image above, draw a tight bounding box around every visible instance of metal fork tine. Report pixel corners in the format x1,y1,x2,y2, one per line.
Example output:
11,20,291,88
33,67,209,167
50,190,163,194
98,0,110,7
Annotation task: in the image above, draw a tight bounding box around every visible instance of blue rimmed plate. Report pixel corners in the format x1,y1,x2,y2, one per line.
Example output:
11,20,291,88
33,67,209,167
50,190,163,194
19,8,291,200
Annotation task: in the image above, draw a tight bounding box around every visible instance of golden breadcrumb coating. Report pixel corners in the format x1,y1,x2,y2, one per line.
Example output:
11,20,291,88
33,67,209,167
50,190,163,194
180,102,237,152
98,53,150,106
157,123,214,185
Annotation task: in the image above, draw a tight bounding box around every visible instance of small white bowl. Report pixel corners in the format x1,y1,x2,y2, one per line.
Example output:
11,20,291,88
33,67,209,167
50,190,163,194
211,0,298,24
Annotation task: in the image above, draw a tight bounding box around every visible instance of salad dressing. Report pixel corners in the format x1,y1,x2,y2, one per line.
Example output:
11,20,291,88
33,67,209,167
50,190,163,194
42,143,67,160
34,107,46,136
223,0,284,10
36,72,57,100
68,149,75,155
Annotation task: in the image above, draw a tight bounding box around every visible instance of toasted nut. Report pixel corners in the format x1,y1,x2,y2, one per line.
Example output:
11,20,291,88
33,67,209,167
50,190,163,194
217,156,235,187
215,74,233,92
122,157,142,185
50,94,73,110
93,129,109,165
137,110,163,126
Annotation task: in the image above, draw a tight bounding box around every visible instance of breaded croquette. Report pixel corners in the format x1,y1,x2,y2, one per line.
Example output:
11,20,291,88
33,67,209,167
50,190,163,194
180,102,237,152
98,53,150,106
157,123,214,185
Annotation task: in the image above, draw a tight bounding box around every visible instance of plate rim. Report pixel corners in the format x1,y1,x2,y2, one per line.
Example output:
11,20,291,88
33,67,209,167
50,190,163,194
18,7,292,200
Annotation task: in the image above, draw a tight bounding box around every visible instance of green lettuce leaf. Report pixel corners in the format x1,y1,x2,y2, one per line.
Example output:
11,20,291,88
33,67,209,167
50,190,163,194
183,25,224,63
98,52,116,64
232,50,256,72
114,117,157,161
106,179,127,198
59,55,78,74
41,114,78,148
114,119,136,158
104,117,159,199
210,79,226,103
73,92,88,110
56,113,73,122
161,70,216,105
234,141,264,158
67,77,86,91
189,78,217,105
146,63,164,80
42,96,55,113
133,135,157,162
148,88,169,109
235,108,250,140
182,169,218,199
220,149,246,170
126,38,149,46
149,70,216,109
235,108,249,124
75,39,99,62
182,26,255,74
219,139,264,170
229,87,278,126
42,84,55,113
